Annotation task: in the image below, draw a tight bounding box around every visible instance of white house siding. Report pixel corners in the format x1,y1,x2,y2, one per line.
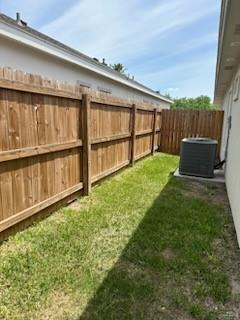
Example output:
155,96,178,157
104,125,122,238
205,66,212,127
0,36,170,109
220,63,240,246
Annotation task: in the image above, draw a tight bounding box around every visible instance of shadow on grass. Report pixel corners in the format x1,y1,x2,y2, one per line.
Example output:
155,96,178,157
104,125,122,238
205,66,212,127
79,176,230,320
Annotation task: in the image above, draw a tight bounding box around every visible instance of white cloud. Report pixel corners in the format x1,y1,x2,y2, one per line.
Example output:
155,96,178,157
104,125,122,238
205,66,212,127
40,0,219,62
0,0,54,24
2,0,220,97
139,53,217,98
0,0,78,27
163,88,180,92
130,31,218,76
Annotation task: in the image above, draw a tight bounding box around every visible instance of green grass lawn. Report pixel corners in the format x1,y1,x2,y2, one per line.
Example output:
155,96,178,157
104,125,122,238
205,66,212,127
0,154,239,320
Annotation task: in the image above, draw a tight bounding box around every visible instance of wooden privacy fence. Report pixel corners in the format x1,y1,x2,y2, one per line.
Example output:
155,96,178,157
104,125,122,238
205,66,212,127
0,68,224,236
0,68,162,234
160,109,224,156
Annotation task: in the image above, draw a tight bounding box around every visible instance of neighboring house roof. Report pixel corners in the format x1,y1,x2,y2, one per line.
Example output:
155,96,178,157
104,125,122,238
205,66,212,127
214,0,240,105
0,13,173,104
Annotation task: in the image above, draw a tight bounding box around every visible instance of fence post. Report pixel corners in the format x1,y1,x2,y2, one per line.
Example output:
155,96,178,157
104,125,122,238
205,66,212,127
158,111,162,151
151,108,157,155
130,104,137,165
82,94,91,195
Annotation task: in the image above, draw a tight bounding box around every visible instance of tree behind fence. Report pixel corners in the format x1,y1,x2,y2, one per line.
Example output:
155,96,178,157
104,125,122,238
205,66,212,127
0,68,224,236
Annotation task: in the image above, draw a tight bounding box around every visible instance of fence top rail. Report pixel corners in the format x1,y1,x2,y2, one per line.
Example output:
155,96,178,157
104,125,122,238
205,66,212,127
0,67,163,111
91,96,162,111
0,78,83,100
163,108,223,113
90,95,132,109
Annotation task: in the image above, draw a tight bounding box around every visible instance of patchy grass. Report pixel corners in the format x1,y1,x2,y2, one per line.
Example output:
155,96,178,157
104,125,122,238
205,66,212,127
0,154,239,320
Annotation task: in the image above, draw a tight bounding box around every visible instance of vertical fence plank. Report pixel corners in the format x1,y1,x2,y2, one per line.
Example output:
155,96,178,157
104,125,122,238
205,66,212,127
160,109,224,156
130,104,136,165
151,108,157,154
0,67,226,237
158,111,162,150
160,110,166,153
82,94,91,195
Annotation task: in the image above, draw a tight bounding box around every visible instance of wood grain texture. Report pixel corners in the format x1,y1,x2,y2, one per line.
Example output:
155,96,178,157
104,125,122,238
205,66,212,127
0,140,83,163
0,70,83,233
82,94,91,195
130,104,137,165
151,108,157,154
160,109,224,156
0,67,224,237
0,183,83,233
0,78,83,100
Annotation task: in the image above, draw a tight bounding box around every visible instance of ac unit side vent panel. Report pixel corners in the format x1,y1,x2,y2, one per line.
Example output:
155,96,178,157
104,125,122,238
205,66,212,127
179,138,217,178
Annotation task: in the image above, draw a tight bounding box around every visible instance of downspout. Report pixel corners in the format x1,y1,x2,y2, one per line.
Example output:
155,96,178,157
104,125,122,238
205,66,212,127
225,114,232,161
214,114,231,170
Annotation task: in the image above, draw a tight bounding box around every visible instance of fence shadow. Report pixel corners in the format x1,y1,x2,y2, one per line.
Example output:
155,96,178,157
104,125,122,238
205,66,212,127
79,175,224,319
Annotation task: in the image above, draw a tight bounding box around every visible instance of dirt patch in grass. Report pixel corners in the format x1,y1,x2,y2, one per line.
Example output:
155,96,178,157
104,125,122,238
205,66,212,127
180,180,229,207
35,290,89,320
231,278,240,295
161,248,176,260
36,291,73,320
67,199,81,210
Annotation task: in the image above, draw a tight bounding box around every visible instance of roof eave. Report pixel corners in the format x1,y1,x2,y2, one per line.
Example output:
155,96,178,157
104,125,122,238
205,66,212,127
214,0,240,105
0,15,173,104
214,0,229,104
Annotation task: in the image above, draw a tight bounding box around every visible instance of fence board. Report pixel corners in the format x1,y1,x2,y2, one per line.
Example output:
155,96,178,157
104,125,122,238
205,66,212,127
160,109,224,156
151,108,157,154
130,104,137,165
82,94,91,195
0,67,224,237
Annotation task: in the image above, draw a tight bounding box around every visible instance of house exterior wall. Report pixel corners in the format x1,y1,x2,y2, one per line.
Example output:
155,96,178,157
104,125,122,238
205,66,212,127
220,88,232,160
220,63,240,246
0,36,170,109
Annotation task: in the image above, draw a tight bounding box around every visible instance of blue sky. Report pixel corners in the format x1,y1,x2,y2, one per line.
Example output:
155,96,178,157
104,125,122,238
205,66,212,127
0,0,221,99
